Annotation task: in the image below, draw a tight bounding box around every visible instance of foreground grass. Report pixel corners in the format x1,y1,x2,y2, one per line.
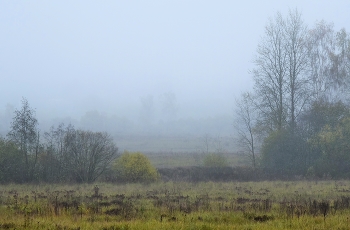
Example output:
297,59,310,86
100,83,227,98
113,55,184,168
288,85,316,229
1,181,350,229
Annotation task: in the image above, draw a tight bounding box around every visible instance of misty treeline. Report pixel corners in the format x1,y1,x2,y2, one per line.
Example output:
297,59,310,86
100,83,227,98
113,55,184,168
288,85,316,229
0,98,118,183
235,9,350,178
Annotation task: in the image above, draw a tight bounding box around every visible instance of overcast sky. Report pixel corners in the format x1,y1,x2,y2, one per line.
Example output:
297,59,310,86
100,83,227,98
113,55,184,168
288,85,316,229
1,1,350,121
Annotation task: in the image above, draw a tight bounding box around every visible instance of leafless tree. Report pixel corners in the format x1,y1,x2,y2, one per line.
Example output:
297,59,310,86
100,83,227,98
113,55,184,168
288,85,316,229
63,129,118,183
159,92,178,122
252,9,313,131
234,92,259,169
139,94,155,126
44,123,74,182
202,133,211,154
332,28,350,98
252,12,288,131
307,21,336,100
333,29,350,83
284,9,311,128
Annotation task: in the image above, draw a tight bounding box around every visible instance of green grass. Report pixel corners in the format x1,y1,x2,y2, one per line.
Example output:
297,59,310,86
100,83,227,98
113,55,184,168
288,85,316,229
1,181,350,229
116,135,237,154
145,151,250,168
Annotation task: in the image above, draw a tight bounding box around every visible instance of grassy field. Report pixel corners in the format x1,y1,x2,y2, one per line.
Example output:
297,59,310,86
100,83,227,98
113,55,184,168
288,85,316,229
115,134,236,154
1,180,350,229
145,151,250,168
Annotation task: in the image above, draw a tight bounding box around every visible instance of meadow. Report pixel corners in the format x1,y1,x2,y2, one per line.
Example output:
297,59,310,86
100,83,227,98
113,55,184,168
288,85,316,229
1,180,350,229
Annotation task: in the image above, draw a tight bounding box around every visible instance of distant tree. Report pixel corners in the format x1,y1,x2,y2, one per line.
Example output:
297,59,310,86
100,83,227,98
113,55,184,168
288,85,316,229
200,134,225,155
159,92,178,122
7,98,40,182
114,151,159,183
203,153,228,168
0,104,14,135
202,134,211,154
139,94,155,127
80,110,107,132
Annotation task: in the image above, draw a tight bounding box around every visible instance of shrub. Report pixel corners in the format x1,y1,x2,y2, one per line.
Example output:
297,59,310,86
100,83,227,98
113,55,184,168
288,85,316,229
260,129,308,176
203,153,228,168
114,151,159,183
0,138,25,183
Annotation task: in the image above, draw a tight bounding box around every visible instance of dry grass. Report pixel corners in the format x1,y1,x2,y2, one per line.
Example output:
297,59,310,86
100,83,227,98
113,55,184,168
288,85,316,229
1,181,350,229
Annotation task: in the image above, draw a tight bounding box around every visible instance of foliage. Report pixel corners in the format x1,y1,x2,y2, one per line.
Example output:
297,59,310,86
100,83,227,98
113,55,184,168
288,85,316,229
6,98,39,182
260,129,309,175
310,117,350,177
246,11,350,179
203,153,228,168
0,138,25,183
114,151,159,183
300,100,350,136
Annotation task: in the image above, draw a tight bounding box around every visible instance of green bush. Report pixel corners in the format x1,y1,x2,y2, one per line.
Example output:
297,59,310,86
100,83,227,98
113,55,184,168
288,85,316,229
114,151,159,183
203,153,228,168
310,117,350,178
260,129,308,175
0,138,25,183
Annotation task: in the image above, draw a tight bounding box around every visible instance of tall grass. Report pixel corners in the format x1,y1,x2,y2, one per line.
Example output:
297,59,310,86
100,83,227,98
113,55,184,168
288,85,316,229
1,181,350,229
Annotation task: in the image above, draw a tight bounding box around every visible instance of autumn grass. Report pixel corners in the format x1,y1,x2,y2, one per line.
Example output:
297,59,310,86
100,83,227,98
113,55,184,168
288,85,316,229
145,151,249,168
1,181,350,229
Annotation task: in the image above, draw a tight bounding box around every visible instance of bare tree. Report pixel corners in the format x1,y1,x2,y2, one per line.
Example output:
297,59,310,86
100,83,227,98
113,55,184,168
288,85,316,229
7,98,40,182
284,9,311,128
63,129,118,183
139,94,155,127
333,29,350,84
307,22,350,102
307,21,337,100
252,12,288,131
234,92,259,169
44,123,74,182
202,133,211,154
159,92,178,122
332,28,350,98
252,9,313,131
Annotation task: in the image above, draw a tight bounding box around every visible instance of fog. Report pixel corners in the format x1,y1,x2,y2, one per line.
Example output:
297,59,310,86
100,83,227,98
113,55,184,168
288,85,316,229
1,1,350,150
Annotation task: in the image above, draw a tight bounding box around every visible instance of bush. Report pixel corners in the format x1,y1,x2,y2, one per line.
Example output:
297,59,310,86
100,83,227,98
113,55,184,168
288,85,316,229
260,129,308,176
158,166,265,182
114,151,159,183
310,117,350,178
0,138,25,183
203,153,228,168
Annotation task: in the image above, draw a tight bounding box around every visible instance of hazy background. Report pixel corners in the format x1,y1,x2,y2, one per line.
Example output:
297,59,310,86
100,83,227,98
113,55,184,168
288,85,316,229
1,1,349,151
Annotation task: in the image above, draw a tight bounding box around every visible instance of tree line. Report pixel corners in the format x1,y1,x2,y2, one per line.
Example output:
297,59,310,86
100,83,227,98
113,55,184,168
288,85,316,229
235,9,350,178
0,98,119,183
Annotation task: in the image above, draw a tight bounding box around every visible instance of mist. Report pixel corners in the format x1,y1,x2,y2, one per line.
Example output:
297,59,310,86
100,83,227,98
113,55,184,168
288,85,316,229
1,1,350,151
